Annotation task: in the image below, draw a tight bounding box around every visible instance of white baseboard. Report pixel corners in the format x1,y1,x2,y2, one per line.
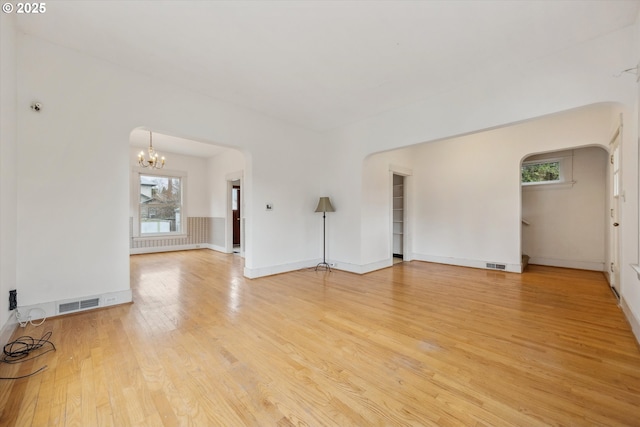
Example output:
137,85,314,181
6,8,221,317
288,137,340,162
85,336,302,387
333,258,393,275
244,259,320,278
412,253,521,273
528,257,604,271
15,289,133,320
130,244,233,255
620,296,640,346
243,257,396,278
207,244,230,253
130,244,204,255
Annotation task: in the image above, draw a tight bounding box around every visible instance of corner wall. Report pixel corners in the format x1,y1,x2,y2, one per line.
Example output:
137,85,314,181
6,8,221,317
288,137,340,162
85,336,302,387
0,13,18,342
207,148,245,252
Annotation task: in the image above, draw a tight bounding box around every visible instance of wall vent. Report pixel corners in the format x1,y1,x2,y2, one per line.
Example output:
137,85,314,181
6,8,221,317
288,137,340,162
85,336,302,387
58,297,100,314
486,263,506,270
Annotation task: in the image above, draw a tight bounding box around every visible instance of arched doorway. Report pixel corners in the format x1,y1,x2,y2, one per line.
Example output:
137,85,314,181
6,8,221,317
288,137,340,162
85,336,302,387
520,146,609,272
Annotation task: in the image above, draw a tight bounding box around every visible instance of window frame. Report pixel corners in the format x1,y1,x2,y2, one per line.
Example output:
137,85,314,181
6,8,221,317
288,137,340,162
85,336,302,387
521,155,573,189
132,168,188,239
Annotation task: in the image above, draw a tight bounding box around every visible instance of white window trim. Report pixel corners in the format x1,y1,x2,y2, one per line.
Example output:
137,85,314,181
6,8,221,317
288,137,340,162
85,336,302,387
131,167,188,239
521,156,575,190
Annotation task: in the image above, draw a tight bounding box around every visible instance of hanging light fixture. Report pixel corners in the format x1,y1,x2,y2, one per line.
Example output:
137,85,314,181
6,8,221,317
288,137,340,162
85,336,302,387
138,131,165,169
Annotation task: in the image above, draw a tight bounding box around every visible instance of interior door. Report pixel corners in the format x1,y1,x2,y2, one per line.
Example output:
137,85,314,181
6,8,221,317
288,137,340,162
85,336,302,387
232,185,240,246
610,128,621,298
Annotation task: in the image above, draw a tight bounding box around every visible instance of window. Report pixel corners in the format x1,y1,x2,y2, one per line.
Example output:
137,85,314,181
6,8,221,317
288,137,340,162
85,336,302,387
139,174,183,235
521,160,561,184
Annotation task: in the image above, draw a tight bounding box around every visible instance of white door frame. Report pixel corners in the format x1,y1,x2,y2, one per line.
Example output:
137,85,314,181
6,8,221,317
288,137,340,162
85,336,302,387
609,121,622,298
389,165,412,262
226,171,243,256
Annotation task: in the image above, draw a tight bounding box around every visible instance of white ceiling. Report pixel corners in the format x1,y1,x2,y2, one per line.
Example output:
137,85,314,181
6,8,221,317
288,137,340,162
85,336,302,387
15,0,640,154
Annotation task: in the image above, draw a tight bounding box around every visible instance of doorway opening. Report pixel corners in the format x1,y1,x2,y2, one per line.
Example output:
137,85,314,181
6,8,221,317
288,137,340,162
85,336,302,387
392,173,406,264
227,177,243,256
520,146,609,274
232,181,241,253
392,174,404,261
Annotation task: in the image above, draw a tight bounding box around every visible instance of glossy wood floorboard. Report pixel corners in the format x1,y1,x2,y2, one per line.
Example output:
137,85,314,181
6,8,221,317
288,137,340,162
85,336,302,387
1,250,639,426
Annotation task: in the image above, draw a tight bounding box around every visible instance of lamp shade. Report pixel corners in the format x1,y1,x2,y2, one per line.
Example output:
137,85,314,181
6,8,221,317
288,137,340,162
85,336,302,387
315,197,335,213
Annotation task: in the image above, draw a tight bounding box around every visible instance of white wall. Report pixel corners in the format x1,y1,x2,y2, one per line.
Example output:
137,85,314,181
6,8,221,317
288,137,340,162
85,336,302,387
207,148,245,252
620,8,640,339
245,136,331,276
360,149,414,271
207,149,245,218
329,24,635,273
14,32,326,311
522,147,608,271
0,13,18,338
410,132,524,270
362,104,622,273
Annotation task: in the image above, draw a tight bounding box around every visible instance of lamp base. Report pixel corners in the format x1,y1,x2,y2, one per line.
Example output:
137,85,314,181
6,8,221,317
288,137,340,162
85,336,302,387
315,262,331,272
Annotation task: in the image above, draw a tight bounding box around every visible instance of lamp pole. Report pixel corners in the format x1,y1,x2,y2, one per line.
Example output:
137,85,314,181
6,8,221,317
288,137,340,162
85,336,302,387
314,197,334,271
316,210,330,271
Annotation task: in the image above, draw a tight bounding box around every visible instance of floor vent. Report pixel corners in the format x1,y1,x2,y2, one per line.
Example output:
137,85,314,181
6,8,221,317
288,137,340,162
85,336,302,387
486,263,506,270
58,297,100,314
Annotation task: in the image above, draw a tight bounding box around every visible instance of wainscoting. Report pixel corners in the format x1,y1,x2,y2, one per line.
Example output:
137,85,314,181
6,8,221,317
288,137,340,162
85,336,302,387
130,217,226,253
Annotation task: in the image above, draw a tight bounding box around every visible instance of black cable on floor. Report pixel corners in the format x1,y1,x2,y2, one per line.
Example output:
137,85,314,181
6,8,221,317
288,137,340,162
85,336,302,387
0,331,56,380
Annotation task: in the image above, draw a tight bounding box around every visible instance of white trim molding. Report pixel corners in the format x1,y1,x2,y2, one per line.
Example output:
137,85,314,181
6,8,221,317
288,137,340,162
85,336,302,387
528,257,605,272
13,289,133,321
620,296,640,346
244,259,319,279
242,257,394,279
413,253,522,273
333,258,393,275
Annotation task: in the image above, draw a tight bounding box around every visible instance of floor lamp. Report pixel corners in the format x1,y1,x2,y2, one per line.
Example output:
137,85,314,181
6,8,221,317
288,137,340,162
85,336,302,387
315,197,335,271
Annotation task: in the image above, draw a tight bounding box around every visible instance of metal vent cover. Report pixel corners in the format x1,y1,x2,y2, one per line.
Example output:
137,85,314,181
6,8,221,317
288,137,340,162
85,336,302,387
58,301,79,313
58,297,100,314
80,298,100,309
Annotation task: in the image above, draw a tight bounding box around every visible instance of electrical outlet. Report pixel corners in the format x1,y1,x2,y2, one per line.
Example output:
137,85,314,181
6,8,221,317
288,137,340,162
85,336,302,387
105,297,117,305
9,290,17,311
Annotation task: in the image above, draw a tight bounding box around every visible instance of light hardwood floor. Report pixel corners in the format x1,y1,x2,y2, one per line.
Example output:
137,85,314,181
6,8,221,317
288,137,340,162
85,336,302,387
1,249,639,426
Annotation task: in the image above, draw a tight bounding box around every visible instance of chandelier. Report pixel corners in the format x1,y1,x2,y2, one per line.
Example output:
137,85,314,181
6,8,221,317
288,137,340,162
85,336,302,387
138,131,165,169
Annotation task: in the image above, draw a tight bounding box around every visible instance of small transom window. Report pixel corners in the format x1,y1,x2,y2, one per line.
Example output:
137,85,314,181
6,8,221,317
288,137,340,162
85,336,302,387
521,160,561,184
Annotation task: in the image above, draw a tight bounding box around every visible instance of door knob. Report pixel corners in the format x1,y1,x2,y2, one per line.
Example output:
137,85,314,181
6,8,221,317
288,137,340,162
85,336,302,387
613,222,619,227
